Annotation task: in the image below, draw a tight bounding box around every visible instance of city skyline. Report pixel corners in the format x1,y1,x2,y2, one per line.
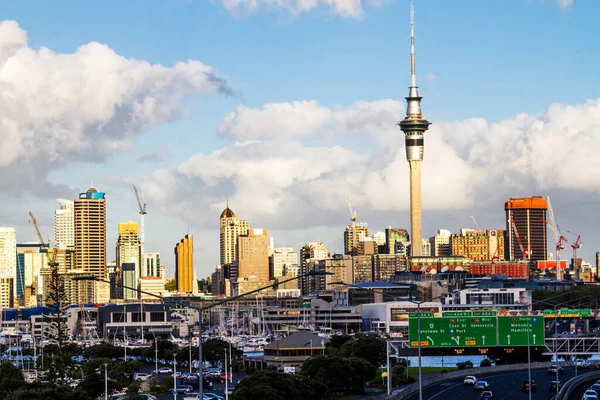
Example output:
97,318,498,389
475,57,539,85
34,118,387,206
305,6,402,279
1,0,599,278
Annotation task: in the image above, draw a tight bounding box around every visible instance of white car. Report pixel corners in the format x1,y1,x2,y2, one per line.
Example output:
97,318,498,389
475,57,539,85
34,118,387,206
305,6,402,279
464,376,477,385
583,389,599,400
133,373,151,381
156,367,173,374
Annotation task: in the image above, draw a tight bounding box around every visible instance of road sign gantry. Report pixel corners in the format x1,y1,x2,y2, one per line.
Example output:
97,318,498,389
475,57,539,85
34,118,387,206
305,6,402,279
408,312,544,348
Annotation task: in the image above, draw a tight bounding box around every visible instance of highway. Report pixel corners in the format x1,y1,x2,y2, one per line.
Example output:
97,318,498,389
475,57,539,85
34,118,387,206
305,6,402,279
404,366,577,400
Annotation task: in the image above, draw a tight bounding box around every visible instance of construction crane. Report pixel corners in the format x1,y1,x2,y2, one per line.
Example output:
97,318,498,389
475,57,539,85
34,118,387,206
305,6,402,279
545,196,563,279
345,194,358,228
470,216,482,232
509,216,530,260
28,211,46,246
133,184,147,257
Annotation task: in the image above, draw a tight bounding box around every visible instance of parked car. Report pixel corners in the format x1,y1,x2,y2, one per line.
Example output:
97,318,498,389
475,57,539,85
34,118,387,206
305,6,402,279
548,365,564,375
169,385,194,395
183,393,202,400
464,376,477,385
474,381,489,391
219,372,232,383
204,394,225,400
549,381,562,393
136,395,157,400
173,371,182,379
521,380,536,393
479,391,494,400
133,373,151,381
156,367,173,374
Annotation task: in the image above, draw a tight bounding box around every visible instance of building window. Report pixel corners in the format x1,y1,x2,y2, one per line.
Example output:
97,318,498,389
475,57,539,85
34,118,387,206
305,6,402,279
150,312,164,322
112,312,124,323
131,312,146,322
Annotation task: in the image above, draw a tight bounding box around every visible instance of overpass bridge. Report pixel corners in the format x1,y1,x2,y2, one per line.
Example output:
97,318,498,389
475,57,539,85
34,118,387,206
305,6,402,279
389,337,600,357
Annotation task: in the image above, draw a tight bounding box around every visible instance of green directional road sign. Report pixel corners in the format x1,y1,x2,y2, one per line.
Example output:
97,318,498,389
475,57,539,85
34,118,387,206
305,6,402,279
497,316,545,346
408,316,497,348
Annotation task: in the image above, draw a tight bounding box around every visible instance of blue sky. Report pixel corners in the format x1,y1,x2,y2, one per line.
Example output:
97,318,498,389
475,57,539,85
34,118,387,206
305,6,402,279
1,0,599,278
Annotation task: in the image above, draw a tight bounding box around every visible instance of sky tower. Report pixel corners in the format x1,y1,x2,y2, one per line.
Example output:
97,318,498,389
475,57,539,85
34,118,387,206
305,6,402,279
398,3,431,257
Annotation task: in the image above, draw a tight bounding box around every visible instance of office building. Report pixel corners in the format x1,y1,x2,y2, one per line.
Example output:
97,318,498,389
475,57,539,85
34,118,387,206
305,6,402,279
397,6,431,257
353,255,373,283
344,223,369,256
596,252,600,280
385,228,409,255
139,276,166,299
357,238,378,256
142,252,161,277
319,255,353,290
17,243,49,307
270,247,298,278
116,222,141,296
175,235,194,293
429,229,452,257
55,199,74,250
0,277,14,308
505,196,547,269
219,204,249,265
0,227,17,305
450,230,505,261
373,254,406,282
299,242,329,294
238,229,269,281
74,187,107,300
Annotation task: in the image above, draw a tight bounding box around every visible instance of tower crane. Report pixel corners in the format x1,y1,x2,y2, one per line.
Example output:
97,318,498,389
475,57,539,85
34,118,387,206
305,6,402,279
28,211,59,267
544,196,564,280
509,216,530,260
470,216,482,232
345,194,358,228
133,184,147,257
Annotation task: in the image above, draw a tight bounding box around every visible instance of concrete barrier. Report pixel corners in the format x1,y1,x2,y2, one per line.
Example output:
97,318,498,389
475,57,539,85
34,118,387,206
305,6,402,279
556,370,600,400
392,361,558,400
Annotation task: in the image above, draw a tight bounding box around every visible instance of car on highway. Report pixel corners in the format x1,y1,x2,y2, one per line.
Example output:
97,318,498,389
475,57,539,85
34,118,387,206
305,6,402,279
464,376,477,385
583,389,599,400
548,365,564,375
592,364,600,371
521,380,536,393
590,383,600,394
155,367,173,374
133,372,152,381
576,359,591,368
219,372,232,383
479,391,494,400
474,381,489,391
549,381,562,393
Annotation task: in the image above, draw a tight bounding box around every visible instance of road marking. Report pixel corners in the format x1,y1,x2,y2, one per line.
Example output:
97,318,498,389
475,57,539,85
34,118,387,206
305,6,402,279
425,369,552,400
499,391,514,400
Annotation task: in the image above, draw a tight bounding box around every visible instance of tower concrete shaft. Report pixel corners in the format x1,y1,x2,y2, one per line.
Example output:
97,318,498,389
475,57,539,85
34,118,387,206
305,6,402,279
398,3,430,257
408,160,423,256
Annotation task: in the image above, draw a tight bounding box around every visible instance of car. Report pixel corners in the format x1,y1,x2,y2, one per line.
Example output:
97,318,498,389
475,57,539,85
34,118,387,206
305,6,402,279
583,389,600,400
464,376,477,385
174,371,182,378
204,394,225,400
548,365,564,375
593,364,600,371
590,383,600,393
480,391,494,400
576,359,591,368
169,385,194,395
133,373,152,381
183,393,202,400
156,367,173,374
549,381,562,393
219,372,232,383
521,380,537,393
474,381,489,391
136,395,157,400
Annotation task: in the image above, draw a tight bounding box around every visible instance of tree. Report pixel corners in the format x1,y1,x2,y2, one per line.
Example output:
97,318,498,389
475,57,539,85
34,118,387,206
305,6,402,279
202,339,243,364
232,369,324,400
165,279,176,291
340,334,386,367
44,260,70,382
0,361,25,394
302,355,376,396
4,387,93,400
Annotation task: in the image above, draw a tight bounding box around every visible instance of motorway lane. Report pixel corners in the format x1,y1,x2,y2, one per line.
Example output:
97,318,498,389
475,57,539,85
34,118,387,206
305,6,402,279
405,366,577,400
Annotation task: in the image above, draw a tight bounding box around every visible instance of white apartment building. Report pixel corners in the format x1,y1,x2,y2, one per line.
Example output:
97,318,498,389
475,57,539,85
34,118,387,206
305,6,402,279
0,227,17,304
429,229,452,257
141,252,161,277
271,247,298,277
55,199,74,249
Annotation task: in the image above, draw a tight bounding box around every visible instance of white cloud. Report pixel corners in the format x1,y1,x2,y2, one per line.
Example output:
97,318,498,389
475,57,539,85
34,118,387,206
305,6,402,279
215,0,371,19
556,0,574,10
144,96,600,232
0,20,232,193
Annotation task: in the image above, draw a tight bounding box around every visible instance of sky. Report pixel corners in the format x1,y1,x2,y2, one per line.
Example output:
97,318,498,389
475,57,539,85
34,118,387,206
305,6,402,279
1,0,599,279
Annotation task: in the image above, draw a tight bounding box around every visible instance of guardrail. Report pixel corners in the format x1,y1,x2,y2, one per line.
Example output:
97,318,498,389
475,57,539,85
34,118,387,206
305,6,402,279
391,361,558,400
556,370,600,400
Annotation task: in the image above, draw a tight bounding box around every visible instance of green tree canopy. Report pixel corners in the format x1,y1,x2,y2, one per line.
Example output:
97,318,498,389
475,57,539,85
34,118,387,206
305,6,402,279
4,387,93,400
301,355,376,396
202,339,243,364
339,334,386,367
232,369,324,400
0,361,25,394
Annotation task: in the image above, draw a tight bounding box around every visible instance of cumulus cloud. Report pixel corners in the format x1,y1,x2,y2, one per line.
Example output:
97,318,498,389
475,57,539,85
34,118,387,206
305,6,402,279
215,0,376,19
556,0,574,10
143,96,600,232
0,20,232,193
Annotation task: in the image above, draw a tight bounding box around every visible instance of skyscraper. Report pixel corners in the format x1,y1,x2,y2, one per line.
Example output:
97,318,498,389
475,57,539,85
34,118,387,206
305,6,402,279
0,227,17,304
505,196,547,270
344,223,369,256
141,252,161,277
55,199,74,250
270,247,298,278
398,5,431,257
116,221,141,299
74,188,107,280
219,204,249,265
385,228,409,255
237,229,269,281
175,234,194,293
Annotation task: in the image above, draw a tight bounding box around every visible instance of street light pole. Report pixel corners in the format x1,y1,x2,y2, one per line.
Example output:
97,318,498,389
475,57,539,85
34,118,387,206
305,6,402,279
225,348,229,400
173,355,177,400
527,316,531,400
104,363,108,400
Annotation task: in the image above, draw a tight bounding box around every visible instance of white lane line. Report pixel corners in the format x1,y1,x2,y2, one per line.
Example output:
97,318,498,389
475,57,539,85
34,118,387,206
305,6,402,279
499,391,514,400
